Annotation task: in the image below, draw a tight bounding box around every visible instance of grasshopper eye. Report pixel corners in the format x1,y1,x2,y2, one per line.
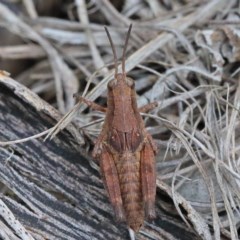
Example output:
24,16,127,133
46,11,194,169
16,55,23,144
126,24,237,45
126,77,134,88
108,79,117,88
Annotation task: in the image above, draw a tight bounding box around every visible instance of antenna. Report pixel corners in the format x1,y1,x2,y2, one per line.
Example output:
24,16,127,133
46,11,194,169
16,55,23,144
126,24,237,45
104,26,118,77
122,24,132,75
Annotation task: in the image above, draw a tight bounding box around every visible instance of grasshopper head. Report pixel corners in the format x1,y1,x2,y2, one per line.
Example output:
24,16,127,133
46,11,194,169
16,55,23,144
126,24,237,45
108,73,134,90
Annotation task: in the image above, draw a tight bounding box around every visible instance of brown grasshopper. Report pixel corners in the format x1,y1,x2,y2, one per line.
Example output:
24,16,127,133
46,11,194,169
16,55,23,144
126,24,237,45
78,25,157,232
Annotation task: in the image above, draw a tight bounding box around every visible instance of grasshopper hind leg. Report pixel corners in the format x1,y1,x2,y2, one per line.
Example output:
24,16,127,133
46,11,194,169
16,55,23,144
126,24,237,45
99,146,125,222
140,141,156,219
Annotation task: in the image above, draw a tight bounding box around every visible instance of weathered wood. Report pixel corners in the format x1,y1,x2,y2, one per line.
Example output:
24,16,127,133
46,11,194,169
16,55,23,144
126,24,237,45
0,76,199,239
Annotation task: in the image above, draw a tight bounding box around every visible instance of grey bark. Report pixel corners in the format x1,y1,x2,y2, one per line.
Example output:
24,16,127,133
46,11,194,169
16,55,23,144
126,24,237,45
0,77,199,239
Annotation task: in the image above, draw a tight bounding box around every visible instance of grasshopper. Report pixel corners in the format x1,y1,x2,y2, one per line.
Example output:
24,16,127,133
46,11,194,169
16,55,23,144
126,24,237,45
78,25,157,232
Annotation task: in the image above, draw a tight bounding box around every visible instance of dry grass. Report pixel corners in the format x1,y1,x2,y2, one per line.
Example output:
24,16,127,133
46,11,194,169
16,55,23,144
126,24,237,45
0,0,240,239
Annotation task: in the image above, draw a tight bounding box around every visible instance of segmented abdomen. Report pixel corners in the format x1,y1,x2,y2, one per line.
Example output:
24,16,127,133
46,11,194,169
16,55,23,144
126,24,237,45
115,151,144,232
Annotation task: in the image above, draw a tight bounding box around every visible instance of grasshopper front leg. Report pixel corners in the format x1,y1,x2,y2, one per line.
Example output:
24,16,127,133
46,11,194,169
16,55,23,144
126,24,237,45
138,102,158,113
74,94,107,113
74,94,108,157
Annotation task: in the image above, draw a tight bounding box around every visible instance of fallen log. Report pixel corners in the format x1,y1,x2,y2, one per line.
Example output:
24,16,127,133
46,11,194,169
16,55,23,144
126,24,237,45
0,75,201,239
